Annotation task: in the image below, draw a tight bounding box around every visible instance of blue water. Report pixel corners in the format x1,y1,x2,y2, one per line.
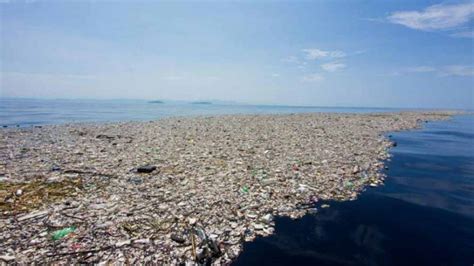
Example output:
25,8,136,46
233,115,474,266
0,98,406,127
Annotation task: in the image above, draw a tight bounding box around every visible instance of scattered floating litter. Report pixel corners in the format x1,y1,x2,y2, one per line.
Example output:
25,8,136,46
0,111,456,264
136,165,157,173
51,227,76,241
0,255,15,262
115,240,131,248
170,233,186,244
261,213,274,224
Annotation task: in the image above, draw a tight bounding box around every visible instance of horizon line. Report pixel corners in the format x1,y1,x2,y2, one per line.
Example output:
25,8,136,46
0,96,469,111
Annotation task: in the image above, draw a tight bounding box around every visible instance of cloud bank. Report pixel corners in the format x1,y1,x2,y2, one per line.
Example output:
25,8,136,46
388,2,474,38
388,3,474,31
302,49,346,60
321,62,346,72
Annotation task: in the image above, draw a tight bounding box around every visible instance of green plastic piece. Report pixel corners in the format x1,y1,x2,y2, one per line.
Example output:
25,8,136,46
52,226,76,240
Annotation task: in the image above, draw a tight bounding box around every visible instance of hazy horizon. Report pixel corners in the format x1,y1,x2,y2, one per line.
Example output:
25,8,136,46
3,96,473,111
1,1,473,109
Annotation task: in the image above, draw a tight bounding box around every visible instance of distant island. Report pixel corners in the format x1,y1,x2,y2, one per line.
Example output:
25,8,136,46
148,100,164,104
191,101,212,105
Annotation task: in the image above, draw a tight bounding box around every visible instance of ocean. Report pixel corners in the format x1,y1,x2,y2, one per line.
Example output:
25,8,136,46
1,98,403,127
1,98,473,265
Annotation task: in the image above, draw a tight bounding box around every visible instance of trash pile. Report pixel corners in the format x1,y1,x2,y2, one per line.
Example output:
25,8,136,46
0,112,455,264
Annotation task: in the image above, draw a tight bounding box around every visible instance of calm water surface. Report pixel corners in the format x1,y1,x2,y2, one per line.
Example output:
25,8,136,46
0,98,404,127
233,115,474,266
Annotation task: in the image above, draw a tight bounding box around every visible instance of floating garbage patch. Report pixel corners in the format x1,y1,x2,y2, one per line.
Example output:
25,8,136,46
0,178,83,214
0,112,456,263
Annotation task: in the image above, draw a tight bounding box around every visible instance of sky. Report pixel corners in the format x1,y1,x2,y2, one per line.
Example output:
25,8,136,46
0,0,473,109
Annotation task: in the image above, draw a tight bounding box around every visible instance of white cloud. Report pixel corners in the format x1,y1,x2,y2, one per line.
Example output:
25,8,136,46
441,65,474,76
302,48,346,60
271,73,280,77
321,62,346,72
388,3,474,31
301,73,324,82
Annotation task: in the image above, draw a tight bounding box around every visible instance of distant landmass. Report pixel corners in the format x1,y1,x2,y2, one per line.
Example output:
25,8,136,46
148,100,164,104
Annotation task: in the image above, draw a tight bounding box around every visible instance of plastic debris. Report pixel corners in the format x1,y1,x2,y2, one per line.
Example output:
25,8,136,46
0,255,15,262
261,214,274,224
136,165,157,173
240,186,249,194
170,233,186,244
0,111,456,264
52,227,76,241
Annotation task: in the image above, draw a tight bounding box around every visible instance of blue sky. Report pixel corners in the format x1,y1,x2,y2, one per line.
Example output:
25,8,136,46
1,0,473,108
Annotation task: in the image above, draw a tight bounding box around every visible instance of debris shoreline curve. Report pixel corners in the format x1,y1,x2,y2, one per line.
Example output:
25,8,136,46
0,111,456,264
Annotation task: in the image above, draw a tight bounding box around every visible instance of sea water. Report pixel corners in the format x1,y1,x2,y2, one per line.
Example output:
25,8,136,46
1,98,403,127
